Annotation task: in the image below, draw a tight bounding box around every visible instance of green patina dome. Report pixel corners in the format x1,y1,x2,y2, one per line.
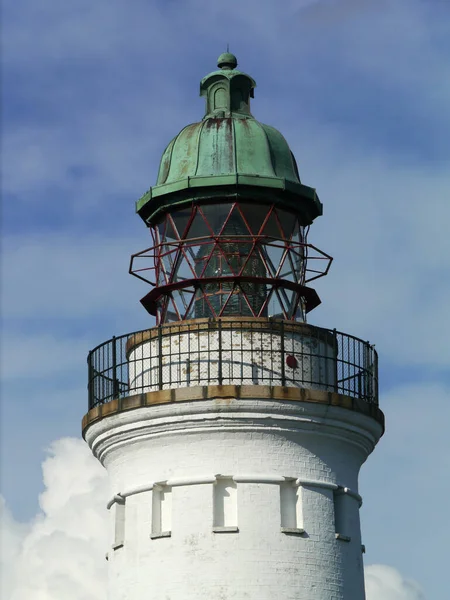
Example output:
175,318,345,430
137,54,322,226
217,51,238,70
155,119,301,186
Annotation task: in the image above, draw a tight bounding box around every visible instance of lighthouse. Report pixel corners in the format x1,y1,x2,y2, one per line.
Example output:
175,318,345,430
83,53,384,600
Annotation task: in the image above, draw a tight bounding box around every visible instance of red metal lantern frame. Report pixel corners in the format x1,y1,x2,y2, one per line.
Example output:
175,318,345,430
130,202,333,324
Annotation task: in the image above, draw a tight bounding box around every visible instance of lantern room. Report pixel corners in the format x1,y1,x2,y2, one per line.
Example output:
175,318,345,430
130,53,332,325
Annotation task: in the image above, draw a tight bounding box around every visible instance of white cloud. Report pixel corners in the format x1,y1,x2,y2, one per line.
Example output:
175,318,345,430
365,565,426,600
0,435,425,599
0,498,30,593
0,438,108,600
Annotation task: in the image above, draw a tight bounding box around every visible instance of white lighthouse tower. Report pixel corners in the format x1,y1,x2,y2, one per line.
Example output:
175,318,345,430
83,53,384,600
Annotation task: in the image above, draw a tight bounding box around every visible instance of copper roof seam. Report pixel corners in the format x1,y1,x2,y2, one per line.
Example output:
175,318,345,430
162,124,193,185
157,138,175,185
232,117,238,179
260,123,278,179
194,119,207,177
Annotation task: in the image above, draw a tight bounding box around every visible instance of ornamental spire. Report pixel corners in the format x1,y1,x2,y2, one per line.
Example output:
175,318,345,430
217,51,237,70
200,53,256,118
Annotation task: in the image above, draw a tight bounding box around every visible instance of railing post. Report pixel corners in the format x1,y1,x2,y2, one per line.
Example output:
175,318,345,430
112,336,119,400
218,319,223,385
280,320,286,387
158,325,163,390
373,347,379,406
333,328,338,393
88,353,93,409
364,340,370,402
186,358,191,386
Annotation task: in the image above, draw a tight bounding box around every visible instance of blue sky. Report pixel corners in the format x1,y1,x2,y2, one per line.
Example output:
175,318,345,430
1,0,450,598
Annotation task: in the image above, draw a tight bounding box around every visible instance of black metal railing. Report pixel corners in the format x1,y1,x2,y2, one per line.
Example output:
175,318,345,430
87,319,378,411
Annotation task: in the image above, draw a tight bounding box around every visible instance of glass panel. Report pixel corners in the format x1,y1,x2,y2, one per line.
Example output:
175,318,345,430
220,205,249,236
149,203,310,324
273,208,297,239
239,203,271,235
185,206,214,239
200,204,234,234
278,246,297,282
169,209,195,239
266,286,284,319
193,241,215,278
259,243,282,278
240,282,268,317
159,244,177,284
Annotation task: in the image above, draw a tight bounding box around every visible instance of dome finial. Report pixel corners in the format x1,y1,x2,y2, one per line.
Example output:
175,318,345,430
217,51,237,70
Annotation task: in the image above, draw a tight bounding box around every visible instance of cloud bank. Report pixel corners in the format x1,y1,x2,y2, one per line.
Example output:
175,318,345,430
365,565,426,600
1,439,107,600
1,437,424,599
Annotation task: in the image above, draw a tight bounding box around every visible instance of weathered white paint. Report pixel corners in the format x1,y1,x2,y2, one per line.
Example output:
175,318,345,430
106,476,363,510
213,478,237,528
280,480,299,529
128,327,336,392
112,498,125,550
86,389,382,600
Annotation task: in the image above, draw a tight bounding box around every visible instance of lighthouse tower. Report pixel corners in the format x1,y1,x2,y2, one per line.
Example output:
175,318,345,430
83,54,384,600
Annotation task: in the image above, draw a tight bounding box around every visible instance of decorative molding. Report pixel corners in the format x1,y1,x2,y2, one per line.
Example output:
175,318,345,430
295,479,338,491
281,527,305,535
167,475,217,487
335,486,363,507
107,493,125,510
122,484,154,500
112,542,124,550
212,526,239,534
233,474,285,484
335,533,351,542
86,395,383,464
150,531,171,540
106,475,363,509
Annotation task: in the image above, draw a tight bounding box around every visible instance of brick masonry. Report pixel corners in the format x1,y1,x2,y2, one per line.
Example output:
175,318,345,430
86,396,382,600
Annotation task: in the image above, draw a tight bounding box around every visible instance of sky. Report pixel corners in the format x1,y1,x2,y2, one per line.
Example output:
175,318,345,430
1,0,449,597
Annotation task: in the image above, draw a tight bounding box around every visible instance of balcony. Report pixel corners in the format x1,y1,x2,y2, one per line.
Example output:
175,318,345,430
87,318,379,420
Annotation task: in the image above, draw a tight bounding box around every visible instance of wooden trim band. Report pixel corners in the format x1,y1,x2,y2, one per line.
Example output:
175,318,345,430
82,384,384,436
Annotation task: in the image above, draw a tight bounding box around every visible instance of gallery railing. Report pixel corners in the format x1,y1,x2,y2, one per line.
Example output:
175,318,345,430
87,319,378,411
